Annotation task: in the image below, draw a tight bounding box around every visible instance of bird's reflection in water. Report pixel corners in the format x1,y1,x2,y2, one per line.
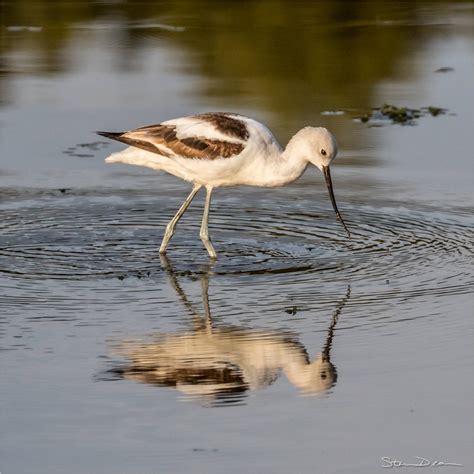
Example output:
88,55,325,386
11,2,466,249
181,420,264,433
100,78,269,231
107,256,351,406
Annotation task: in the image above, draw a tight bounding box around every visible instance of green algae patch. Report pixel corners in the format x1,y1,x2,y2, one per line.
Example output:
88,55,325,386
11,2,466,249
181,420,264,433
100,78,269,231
357,104,447,125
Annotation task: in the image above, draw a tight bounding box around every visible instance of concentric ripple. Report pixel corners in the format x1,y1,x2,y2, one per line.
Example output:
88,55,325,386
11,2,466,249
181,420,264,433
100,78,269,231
0,189,472,300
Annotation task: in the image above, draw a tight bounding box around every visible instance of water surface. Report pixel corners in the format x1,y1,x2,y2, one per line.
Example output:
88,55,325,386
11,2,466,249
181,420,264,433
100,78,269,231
1,2,473,473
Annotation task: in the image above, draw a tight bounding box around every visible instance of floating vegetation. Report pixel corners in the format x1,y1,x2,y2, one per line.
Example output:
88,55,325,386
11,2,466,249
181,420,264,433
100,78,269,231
357,104,448,125
63,141,109,158
426,106,445,116
434,67,454,73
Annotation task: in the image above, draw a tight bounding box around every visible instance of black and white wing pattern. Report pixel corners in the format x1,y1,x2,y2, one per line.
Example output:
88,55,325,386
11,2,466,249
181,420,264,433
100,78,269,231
97,112,251,160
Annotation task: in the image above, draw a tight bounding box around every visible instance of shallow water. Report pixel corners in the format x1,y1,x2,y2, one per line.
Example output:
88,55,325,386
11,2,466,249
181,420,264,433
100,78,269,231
1,2,473,473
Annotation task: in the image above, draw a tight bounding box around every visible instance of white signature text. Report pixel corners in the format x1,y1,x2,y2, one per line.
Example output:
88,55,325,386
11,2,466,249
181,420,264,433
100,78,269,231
381,457,463,468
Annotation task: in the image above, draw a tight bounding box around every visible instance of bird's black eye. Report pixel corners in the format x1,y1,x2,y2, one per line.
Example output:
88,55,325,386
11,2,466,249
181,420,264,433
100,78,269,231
321,149,327,156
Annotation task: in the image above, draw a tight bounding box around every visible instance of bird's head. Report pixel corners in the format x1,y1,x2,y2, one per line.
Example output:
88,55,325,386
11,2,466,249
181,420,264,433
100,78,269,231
304,126,339,170
293,127,350,237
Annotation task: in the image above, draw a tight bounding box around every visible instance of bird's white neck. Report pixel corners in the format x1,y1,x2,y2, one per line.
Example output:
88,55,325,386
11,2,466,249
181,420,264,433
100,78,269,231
230,128,323,188
243,132,310,188
268,131,312,186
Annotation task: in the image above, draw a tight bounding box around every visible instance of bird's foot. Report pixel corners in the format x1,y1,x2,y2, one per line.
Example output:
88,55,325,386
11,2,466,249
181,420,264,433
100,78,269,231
201,236,218,259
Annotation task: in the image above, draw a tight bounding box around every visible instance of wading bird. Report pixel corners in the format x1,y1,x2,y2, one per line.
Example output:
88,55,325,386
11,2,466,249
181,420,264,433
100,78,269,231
98,112,350,258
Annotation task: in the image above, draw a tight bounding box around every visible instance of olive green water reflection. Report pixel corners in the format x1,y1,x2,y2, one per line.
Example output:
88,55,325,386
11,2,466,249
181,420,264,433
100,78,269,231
3,0,471,190
105,256,351,405
2,1,470,129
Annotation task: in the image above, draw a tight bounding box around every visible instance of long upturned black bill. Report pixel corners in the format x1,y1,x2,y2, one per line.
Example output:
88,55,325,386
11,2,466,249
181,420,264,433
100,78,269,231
322,166,351,238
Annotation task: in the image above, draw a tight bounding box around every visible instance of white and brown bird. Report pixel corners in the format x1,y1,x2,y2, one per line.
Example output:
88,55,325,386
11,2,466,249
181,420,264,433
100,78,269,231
98,112,350,258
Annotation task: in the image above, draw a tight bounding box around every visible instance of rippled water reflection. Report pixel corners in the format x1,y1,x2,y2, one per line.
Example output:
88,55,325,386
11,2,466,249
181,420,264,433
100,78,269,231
101,259,350,405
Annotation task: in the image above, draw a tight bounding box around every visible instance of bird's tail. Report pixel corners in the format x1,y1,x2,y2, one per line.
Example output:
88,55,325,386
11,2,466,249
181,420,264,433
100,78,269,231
96,131,125,141
96,130,161,156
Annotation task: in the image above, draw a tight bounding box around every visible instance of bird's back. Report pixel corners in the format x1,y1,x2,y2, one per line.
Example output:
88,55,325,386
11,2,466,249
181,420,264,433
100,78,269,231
100,112,284,186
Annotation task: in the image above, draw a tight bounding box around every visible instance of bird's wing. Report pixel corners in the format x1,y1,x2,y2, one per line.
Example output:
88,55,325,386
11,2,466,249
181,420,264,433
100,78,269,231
98,113,250,160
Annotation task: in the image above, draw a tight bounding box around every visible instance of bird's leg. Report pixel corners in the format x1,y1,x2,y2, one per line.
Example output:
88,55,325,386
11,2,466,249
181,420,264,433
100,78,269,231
200,272,213,333
200,186,217,259
159,184,202,254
